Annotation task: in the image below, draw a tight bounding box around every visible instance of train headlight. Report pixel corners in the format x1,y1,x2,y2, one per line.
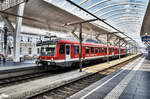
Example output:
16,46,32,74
51,58,54,61
48,62,50,65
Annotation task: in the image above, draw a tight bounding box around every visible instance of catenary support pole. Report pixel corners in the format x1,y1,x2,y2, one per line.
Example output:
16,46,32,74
107,33,109,63
119,39,121,59
79,23,82,72
13,2,25,62
129,44,131,54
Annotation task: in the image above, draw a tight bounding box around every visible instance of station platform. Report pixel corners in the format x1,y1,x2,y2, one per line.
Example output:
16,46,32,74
0,60,36,71
0,54,140,99
69,54,150,99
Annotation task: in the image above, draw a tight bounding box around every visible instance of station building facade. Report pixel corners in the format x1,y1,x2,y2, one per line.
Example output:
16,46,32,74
0,32,47,59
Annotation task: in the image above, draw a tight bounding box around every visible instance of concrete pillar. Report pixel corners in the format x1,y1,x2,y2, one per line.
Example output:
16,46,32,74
79,23,82,72
13,2,25,62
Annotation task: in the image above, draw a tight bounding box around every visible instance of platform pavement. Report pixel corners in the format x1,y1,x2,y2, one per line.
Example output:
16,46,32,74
0,54,140,99
0,60,36,71
69,54,150,99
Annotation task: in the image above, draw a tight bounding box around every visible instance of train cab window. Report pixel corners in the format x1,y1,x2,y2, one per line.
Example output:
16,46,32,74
91,47,94,53
59,45,65,54
95,47,98,53
85,46,89,54
99,47,101,53
74,46,79,54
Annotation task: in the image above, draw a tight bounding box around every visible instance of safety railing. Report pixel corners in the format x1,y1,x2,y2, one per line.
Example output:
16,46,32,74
0,0,25,11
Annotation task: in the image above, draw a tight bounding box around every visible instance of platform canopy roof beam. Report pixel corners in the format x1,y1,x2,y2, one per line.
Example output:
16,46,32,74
65,0,138,46
63,19,98,26
0,0,111,37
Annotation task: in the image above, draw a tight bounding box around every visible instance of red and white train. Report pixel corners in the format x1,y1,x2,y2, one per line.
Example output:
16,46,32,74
36,39,127,67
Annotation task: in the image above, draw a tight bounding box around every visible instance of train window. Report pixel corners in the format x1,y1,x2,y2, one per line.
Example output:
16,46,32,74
109,48,111,53
117,49,119,53
85,46,89,54
105,48,107,53
74,46,79,54
102,48,104,53
121,49,123,52
59,45,65,54
66,45,70,55
99,47,101,53
91,47,94,53
112,48,114,52
95,47,98,53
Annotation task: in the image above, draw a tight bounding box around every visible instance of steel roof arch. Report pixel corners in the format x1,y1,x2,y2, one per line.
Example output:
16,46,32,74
92,2,145,14
106,15,141,21
104,12,144,19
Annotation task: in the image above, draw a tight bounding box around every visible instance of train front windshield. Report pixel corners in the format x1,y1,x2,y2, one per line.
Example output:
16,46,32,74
41,44,56,56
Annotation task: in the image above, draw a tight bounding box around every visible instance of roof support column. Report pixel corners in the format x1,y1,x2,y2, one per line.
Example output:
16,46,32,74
13,2,25,62
79,23,82,72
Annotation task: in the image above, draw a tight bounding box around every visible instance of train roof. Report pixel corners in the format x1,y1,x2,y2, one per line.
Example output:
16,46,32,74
37,39,125,49
58,40,124,49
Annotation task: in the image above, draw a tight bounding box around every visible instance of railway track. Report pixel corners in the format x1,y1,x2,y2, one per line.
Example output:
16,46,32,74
0,67,76,88
0,56,125,88
29,56,138,99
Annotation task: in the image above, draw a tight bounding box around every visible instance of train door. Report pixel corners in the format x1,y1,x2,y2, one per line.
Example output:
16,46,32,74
112,48,114,56
65,44,71,62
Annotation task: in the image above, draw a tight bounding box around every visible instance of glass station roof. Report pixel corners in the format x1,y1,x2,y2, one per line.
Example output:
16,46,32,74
45,0,149,46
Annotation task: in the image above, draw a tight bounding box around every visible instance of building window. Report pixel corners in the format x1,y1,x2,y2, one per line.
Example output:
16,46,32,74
74,45,79,54
37,48,40,54
29,48,32,54
8,46,11,55
21,36,23,41
20,48,22,55
59,45,65,54
85,46,89,54
28,37,32,42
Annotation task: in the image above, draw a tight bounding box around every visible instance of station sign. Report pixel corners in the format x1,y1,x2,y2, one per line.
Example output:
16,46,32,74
142,35,150,42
